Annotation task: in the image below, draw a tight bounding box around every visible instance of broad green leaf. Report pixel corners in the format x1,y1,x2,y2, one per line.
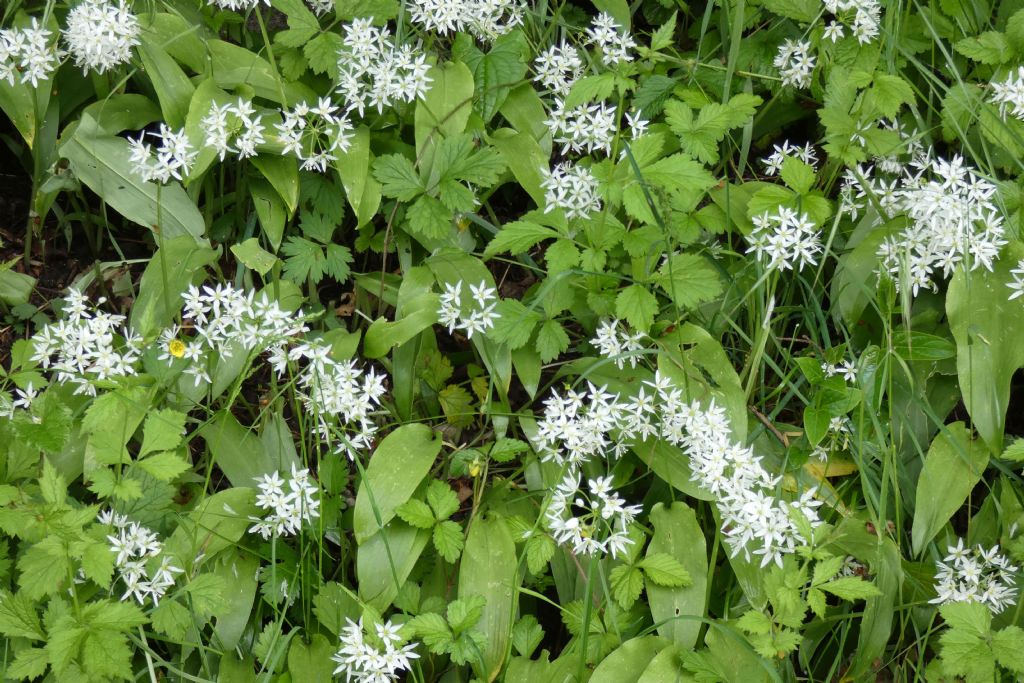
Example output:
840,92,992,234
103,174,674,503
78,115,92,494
646,503,707,649
313,582,361,636
137,36,195,128
163,487,257,570
458,515,518,682
199,413,278,489
654,253,722,309
638,644,695,683
353,424,442,543
287,634,335,683
954,32,1013,64
911,422,989,555
336,126,382,228
490,128,548,206
947,241,1024,452
452,30,528,121
357,521,430,611
590,636,669,683
60,114,208,245
231,238,278,276
416,61,475,162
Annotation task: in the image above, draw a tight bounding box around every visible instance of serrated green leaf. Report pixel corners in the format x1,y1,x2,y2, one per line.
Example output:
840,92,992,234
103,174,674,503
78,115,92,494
426,480,460,520
137,451,191,481
525,532,555,574
819,576,882,601
511,615,544,658
0,590,45,640
535,318,570,362
396,499,437,529
616,284,658,332
610,564,645,609
433,520,465,563
955,32,1013,64
654,253,722,309
140,409,187,457
490,438,529,462
484,221,558,258
408,194,453,239
640,553,691,587
6,646,48,680
374,154,423,201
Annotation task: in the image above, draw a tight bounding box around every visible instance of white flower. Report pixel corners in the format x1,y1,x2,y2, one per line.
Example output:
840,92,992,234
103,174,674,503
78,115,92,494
129,124,197,184
331,617,419,682
545,473,641,559
437,280,501,339
31,290,142,395
409,0,524,41
276,98,353,173
103,517,182,605
206,0,270,11
540,162,602,220
248,464,321,539
533,44,583,96
335,19,432,117
991,67,1024,123
0,19,61,87
931,539,1018,614
202,98,266,161
773,39,815,89
823,21,845,42
821,358,857,383
544,99,617,157
870,153,1006,296
1009,259,1024,301
762,140,818,176
63,0,140,74
591,319,645,369
747,207,823,272
586,12,636,65
823,0,881,44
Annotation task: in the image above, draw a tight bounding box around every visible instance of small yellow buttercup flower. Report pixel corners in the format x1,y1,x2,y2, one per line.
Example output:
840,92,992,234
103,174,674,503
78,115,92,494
168,339,186,359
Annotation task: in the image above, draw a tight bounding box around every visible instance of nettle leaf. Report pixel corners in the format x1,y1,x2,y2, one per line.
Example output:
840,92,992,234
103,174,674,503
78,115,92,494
633,75,678,117
818,576,882,601
654,253,722,310
524,532,555,574
954,31,1013,64
305,32,343,77
433,520,465,562
535,318,570,362
140,409,186,457
483,221,558,258
544,239,580,273
490,438,529,462
373,154,424,201
438,385,476,427
426,480,460,519
665,93,762,164
489,299,541,350
7,646,48,680
616,284,659,332
137,451,190,481
397,499,437,529
639,553,691,587
862,74,914,119
0,589,45,640
564,72,617,108
408,195,453,239
610,564,645,608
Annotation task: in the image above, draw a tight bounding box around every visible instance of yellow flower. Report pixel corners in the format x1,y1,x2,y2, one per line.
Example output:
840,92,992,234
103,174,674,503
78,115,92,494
168,339,186,359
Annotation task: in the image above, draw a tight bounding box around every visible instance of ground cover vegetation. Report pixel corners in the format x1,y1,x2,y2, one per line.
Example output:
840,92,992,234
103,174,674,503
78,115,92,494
1,0,1024,680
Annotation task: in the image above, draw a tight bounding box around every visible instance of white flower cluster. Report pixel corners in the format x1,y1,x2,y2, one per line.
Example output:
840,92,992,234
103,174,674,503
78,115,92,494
31,290,143,396
161,283,309,387
409,0,524,42
747,207,823,272
284,342,388,460
276,97,354,173
651,375,823,567
536,371,822,567
774,39,815,89
540,162,602,220
591,319,645,369
545,474,642,558
990,67,1024,123
823,0,881,44
335,19,432,118
533,44,583,96
821,359,857,383
545,99,618,157
437,280,501,339
64,0,140,74
0,384,38,419
331,617,419,682
1008,259,1024,301
931,538,1019,615
762,140,818,176
809,416,852,461
129,124,198,184
101,511,183,605
0,19,60,87
206,0,269,11
866,154,1006,296
586,12,636,65
249,465,321,539
202,98,266,161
